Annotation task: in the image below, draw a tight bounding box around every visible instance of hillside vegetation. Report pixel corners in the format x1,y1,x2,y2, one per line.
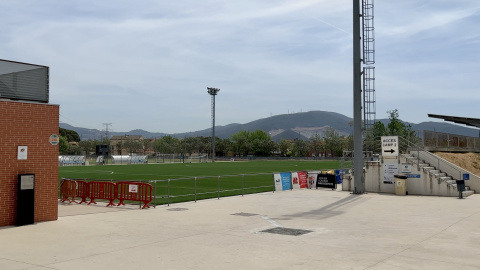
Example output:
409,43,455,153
434,152,480,176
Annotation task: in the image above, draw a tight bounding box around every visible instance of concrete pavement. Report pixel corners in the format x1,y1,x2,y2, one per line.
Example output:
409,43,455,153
1,189,480,269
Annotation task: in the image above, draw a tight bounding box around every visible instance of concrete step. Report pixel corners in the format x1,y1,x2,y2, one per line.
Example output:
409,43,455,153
445,180,456,185
422,167,435,173
429,170,440,175
463,190,474,197
437,172,447,178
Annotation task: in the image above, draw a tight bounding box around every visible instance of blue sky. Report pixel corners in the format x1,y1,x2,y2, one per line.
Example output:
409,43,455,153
1,1,479,133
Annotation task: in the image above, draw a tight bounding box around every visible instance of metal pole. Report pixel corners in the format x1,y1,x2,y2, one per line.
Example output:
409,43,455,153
217,176,220,200
353,0,365,194
242,174,244,196
167,179,170,206
154,180,156,208
212,94,216,162
194,177,197,203
207,87,220,163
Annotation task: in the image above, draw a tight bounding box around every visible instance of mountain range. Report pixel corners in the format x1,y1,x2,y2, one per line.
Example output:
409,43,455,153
60,111,479,141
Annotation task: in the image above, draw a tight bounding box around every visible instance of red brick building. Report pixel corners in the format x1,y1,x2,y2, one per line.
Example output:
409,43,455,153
0,59,58,227
0,100,59,226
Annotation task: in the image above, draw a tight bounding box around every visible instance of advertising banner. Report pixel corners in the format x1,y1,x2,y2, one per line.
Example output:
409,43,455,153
273,173,283,191
291,171,308,189
280,172,291,191
273,172,292,191
291,172,300,189
307,172,319,189
297,171,308,189
316,173,337,189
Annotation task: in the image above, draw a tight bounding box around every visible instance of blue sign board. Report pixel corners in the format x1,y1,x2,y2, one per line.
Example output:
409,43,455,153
280,172,292,190
406,174,421,178
463,173,470,180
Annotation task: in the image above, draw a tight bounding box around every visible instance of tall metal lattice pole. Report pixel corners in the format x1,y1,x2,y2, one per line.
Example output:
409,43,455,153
207,87,220,162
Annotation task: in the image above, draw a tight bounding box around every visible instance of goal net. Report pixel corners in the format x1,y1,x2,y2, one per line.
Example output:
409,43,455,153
186,154,209,163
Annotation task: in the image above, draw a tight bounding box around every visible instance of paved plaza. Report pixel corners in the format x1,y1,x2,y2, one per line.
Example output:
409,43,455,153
1,189,480,269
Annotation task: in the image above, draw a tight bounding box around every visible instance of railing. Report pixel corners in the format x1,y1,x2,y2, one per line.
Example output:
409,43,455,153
59,173,275,207
420,130,480,152
150,173,275,206
399,136,464,180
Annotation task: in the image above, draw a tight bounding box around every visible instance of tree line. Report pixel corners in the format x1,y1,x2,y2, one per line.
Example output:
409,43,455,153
59,128,353,157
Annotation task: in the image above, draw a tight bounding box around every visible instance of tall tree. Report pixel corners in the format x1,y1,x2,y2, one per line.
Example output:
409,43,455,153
278,139,292,157
59,128,80,142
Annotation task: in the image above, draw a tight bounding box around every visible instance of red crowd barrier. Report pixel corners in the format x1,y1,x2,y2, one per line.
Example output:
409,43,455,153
59,179,153,208
116,182,153,209
88,181,116,207
75,180,89,204
60,179,76,203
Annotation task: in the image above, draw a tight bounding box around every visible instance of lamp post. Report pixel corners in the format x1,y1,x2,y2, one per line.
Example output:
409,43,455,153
207,87,220,162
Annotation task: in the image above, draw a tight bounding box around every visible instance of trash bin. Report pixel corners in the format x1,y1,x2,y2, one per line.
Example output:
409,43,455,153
394,174,408,196
456,180,466,199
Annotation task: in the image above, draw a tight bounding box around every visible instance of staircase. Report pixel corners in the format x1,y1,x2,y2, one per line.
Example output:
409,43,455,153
403,151,475,197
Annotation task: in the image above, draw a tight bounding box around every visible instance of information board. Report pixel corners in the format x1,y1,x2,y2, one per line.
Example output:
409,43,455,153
383,163,398,184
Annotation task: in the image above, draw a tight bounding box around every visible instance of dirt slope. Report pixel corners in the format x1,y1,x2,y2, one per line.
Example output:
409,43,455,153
434,152,480,176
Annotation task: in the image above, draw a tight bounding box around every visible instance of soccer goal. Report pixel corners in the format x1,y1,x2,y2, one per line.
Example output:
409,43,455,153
155,153,183,163
186,154,209,163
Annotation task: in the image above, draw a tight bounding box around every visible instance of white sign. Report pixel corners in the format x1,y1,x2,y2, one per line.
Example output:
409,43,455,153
401,164,412,173
383,163,398,184
381,136,399,157
273,173,283,191
20,175,35,190
129,184,138,193
17,146,28,160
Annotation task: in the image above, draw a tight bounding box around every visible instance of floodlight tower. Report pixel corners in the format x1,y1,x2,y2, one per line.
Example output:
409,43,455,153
353,0,376,194
353,0,364,194
207,87,220,162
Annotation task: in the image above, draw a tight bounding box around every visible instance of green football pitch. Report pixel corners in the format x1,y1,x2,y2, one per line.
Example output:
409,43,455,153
59,160,350,205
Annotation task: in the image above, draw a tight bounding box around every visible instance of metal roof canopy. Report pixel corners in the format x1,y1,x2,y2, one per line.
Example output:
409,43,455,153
428,114,480,129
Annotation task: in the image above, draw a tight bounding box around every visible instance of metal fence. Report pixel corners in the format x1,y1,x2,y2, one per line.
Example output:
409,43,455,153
150,173,274,206
420,130,480,152
59,173,275,207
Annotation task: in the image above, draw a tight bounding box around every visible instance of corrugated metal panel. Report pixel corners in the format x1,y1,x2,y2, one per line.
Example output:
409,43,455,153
0,60,49,103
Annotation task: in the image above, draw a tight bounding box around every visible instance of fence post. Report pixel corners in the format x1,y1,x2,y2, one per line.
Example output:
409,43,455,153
167,179,170,206
417,144,420,169
194,177,197,203
217,176,220,200
242,174,244,197
438,157,440,172
154,180,156,208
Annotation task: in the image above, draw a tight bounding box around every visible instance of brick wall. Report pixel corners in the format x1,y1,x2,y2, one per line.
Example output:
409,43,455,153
0,100,59,226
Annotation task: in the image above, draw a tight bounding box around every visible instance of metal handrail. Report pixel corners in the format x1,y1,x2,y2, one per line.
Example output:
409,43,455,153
398,136,463,180
150,173,275,206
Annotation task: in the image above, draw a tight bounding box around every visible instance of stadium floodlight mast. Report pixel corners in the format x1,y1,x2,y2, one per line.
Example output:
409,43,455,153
353,0,365,194
207,87,220,162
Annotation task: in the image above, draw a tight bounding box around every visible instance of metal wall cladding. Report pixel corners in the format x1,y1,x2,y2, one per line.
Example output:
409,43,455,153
0,60,49,103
